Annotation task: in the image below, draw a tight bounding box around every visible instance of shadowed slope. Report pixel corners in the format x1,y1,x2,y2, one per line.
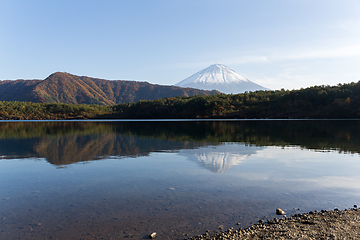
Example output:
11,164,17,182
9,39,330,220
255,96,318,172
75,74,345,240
0,79,41,102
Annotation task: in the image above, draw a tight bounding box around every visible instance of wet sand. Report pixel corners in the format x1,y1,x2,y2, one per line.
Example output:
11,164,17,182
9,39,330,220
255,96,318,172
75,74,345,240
188,206,360,239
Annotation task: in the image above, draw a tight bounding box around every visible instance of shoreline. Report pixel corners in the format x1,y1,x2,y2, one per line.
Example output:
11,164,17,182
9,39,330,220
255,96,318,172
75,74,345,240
187,206,360,239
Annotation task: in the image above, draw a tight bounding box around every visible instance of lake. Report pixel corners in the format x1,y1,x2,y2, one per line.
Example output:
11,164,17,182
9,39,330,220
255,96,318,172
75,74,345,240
0,120,360,239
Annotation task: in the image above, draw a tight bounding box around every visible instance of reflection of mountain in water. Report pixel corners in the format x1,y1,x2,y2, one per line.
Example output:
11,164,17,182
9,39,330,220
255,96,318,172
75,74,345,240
1,120,360,167
178,144,262,173
0,133,213,166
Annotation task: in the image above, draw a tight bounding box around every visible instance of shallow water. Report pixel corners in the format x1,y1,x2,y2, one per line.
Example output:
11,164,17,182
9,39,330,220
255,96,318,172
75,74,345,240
0,120,360,239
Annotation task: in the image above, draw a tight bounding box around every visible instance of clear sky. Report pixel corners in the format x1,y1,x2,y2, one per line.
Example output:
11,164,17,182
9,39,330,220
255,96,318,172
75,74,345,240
1,0,360,90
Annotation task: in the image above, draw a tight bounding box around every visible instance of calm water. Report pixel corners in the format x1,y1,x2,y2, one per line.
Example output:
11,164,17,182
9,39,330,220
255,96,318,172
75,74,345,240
0,120,360,239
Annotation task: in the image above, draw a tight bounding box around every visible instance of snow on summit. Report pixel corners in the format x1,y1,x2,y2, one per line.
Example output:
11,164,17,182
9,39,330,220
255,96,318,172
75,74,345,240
177,64,249,85
175,64,269,94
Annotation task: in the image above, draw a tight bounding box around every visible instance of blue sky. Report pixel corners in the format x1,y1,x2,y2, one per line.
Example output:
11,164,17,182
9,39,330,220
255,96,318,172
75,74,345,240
1,0,360,90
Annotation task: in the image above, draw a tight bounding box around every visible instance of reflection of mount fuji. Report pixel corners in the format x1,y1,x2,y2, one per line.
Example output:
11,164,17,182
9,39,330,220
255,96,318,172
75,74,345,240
178,144,262,173
1,120,360,167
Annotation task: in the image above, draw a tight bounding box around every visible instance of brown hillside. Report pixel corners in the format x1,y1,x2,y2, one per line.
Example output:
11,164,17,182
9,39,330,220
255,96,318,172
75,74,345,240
0,72,220,105
35,72,116,105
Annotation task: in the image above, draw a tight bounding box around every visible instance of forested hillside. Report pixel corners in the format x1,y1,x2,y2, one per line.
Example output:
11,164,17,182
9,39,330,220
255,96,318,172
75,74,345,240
1,81,359,120
111,81,360,119
0,72,220,105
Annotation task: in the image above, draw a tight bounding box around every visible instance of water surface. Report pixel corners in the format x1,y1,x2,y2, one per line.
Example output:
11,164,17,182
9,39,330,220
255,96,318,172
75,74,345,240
0,120,360,239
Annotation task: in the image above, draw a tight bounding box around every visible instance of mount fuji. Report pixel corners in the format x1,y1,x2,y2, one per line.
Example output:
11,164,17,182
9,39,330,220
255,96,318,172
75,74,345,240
175,64,269,94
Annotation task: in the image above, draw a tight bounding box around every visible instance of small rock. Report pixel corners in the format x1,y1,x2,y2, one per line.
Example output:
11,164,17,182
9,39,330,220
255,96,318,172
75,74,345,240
276,208,286,215
150,232,156,239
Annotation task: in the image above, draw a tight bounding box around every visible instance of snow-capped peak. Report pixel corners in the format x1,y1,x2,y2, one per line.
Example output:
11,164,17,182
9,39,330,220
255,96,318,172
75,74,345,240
176,64,250,86
175,64,269,94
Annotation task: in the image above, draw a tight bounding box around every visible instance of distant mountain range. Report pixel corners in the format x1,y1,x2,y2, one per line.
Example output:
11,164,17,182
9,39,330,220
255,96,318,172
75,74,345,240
0,72,220,105
176,64,269,94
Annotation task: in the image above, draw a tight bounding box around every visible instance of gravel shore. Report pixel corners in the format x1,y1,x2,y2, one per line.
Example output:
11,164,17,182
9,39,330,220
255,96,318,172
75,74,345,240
188,206,360,239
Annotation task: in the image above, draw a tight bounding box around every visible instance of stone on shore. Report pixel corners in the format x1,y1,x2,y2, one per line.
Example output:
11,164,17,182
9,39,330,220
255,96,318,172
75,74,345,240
276,208,286,215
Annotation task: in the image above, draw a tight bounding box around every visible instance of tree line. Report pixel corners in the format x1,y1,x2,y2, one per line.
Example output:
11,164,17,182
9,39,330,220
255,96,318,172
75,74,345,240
112,81,360,119
1,81,360,119
0,101,113,120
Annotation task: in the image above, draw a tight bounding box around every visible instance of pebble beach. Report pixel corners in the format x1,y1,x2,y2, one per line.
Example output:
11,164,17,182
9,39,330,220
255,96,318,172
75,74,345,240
187,206,360,240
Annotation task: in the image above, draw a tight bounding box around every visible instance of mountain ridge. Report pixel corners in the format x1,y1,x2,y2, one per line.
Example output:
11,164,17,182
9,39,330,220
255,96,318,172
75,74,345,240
0,72,221,105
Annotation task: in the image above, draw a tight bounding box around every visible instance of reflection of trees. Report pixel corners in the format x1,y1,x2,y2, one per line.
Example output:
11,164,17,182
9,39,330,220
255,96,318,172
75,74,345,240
112,120,360,154
0,120,359,166
0,121,113,139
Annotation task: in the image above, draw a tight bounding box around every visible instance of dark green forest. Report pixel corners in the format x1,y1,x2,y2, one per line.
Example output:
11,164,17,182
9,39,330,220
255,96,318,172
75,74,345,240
0,101,113,120
112,81,360,119
1,81,360,119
